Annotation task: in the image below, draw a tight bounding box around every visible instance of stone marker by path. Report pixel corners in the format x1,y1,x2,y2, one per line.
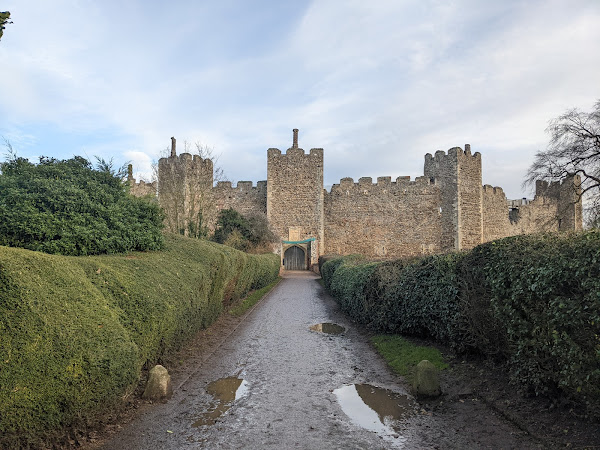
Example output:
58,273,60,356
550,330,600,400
142,365,173,401
413,360,441,398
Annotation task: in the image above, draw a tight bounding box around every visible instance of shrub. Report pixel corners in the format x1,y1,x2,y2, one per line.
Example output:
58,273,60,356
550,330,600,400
369,253,464,343
0,234,279,448
482,233,600,401
321,231,600,410
212,209,276,253
0,156,164,255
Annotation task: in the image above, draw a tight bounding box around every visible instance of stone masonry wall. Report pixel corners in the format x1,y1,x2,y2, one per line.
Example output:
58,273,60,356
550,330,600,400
324,176,442,258
456,145,483,250
127,164,157,197
482,185,512,241
424,146,483,252
482,175,583,241
213,180,267,217
158,153,214,235
267,146,324,259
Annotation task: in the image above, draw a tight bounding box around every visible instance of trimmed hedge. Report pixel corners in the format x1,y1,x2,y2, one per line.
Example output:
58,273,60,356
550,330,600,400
0,234,279,448
320,231,600,409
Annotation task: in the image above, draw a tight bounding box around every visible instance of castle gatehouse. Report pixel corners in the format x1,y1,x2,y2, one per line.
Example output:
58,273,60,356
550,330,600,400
128,129,582,271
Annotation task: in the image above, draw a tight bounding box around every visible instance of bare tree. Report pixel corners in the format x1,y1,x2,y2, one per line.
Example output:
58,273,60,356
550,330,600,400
525,100,600,227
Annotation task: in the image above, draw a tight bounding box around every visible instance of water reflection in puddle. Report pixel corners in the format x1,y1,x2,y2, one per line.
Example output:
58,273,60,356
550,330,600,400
310,323,345,334
192,377,249,427
333,384,414,443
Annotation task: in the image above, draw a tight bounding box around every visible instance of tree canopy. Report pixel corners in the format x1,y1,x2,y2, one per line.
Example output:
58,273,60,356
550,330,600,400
0,12,12,42
212,208,275,253
0,155,164,255
525,100,600,227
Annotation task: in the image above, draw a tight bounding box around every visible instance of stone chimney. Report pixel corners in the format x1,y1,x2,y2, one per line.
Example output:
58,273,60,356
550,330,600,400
171,137,176,157
127,164,133,180
292,129,299,148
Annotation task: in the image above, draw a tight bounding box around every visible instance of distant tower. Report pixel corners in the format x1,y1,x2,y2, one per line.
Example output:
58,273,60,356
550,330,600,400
267,129,324,269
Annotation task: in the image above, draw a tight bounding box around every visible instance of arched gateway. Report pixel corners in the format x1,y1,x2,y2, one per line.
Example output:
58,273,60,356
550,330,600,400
283,245,306,270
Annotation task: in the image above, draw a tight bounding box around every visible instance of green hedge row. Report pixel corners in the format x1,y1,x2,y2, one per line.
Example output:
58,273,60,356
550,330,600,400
0,234,279,448
320,232,600,409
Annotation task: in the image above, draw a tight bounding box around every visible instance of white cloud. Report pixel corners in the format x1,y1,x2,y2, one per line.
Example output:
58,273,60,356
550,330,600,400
1,0,599,200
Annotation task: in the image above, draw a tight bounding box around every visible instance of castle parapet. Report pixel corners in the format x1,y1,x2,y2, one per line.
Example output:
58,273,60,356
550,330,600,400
329,175,434,193
215,180,267,192
424,145,481,164
483,184,505,195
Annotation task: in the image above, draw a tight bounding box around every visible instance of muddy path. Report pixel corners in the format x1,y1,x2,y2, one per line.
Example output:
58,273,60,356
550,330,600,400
96,271,543,449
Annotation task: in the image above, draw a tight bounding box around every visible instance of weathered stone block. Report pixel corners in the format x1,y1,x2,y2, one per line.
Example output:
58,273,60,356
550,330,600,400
413,360,441,398
143,365,173,401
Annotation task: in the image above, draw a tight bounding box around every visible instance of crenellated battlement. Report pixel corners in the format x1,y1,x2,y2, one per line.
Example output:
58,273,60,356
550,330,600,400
483,184,505,195
267,147,324,159
329,175,434,193
215,180,267,192
534,177,580,198
159,152,214,171
424,144,482,164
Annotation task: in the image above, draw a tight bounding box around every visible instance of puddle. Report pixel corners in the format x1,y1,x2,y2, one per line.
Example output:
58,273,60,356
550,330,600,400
333,384,414,442
310,322,345,334
192,377,249,427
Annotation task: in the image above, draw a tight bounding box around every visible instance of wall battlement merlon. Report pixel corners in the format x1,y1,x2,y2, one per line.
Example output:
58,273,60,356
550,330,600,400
535,175,581,198
215,180,267,191
267,147,324,158
483,184,505,195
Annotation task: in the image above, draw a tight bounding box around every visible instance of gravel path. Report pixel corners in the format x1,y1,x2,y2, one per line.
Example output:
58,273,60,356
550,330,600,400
99,271,539,449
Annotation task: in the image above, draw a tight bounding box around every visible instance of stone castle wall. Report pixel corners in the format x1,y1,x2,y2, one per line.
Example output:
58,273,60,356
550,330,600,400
130,132,583,262
324,176,442,258
213,181,267,218
127,164,157,198
481,176,583,241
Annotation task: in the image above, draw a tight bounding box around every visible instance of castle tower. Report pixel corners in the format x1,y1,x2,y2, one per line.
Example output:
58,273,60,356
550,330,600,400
158,140,214,236
535,176,583,231
267,129,324,269
424,145,483,251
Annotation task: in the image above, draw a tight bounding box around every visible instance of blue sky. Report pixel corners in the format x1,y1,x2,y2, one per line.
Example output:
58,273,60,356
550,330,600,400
1,0,599,199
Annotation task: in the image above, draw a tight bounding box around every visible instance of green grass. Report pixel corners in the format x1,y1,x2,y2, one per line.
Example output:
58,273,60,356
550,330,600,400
229,278,281,316
371,335,448,383
0,234,279,448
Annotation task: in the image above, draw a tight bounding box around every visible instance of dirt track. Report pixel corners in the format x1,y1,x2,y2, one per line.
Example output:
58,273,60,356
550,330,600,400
96,271,545,449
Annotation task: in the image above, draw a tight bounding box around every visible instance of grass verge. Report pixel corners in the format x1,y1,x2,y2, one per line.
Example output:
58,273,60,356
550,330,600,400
229,278,281,316
371,335,448,384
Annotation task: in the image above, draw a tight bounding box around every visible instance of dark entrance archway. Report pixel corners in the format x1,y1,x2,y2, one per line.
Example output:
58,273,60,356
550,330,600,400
284,245,306,270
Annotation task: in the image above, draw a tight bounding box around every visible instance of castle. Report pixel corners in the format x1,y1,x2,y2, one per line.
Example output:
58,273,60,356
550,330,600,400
128,129,583,270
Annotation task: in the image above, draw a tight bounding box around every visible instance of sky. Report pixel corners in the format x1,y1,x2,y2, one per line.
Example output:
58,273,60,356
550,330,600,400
1,0,599,199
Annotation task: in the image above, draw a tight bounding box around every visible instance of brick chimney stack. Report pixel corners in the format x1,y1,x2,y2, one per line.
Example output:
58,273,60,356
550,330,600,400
292,129,299,148
171,137,176,157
